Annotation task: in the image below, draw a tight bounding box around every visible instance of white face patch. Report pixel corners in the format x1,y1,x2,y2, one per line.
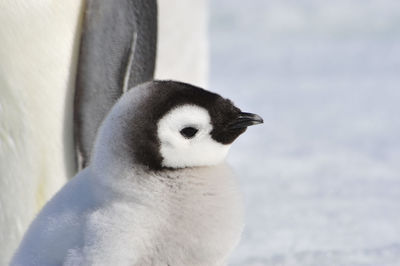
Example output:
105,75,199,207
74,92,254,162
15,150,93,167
157,105,231,168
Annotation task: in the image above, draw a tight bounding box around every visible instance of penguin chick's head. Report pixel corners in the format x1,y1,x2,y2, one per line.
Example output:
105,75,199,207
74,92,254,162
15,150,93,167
92,80,263,171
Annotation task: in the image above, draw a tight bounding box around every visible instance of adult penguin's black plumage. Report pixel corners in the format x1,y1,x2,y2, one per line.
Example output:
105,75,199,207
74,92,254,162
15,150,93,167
74,0,157,169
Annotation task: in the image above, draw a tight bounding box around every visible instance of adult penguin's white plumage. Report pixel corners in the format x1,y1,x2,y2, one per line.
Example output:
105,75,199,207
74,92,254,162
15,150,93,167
0,2,85,263
11,80,263,266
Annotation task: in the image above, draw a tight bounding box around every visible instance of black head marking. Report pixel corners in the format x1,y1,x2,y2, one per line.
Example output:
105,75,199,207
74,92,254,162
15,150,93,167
121,80,253,170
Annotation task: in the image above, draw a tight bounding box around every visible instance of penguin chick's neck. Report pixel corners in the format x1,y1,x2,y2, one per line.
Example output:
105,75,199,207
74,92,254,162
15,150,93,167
90,161,234,201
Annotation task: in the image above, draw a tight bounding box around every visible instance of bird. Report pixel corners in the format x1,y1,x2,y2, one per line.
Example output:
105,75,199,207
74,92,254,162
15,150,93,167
10,80,263,266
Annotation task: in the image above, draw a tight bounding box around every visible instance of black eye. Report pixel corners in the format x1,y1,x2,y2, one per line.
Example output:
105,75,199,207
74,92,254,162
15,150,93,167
180,127,198,138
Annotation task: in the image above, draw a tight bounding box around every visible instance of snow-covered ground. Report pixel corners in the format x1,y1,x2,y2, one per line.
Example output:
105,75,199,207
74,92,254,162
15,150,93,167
209,1,400,265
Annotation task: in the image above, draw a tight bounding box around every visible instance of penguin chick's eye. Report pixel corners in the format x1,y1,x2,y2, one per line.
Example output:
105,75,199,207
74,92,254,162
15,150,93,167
180,127,198,139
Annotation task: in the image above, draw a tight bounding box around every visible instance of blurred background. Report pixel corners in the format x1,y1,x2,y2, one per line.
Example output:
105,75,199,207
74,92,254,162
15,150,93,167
209,0,400,265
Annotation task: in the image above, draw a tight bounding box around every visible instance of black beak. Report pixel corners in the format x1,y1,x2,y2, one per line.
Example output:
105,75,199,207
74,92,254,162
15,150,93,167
229,112,264,129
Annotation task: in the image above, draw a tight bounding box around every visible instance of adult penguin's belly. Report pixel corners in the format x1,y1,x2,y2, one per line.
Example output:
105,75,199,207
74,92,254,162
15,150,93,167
0,1,84,264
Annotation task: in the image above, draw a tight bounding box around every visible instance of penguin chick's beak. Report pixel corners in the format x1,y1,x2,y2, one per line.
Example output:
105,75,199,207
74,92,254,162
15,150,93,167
229,112,264,129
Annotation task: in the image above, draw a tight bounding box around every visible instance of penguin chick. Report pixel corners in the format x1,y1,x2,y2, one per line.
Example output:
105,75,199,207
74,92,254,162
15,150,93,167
11,80,263,266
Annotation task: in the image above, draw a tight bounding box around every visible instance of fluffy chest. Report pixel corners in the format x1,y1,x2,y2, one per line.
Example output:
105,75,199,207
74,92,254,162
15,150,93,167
84,164,244,265
140,165,244,265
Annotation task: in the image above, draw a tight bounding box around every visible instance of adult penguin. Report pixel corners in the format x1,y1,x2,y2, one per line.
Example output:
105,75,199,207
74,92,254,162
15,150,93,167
0,0,157,264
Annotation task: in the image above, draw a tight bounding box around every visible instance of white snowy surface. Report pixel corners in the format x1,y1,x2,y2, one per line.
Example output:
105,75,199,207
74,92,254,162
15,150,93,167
209,1,400,265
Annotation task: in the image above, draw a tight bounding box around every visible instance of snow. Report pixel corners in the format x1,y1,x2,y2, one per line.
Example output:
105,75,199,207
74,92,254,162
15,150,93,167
209,1,400,265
